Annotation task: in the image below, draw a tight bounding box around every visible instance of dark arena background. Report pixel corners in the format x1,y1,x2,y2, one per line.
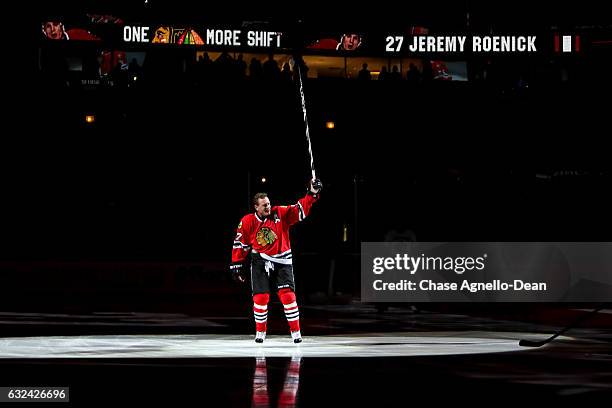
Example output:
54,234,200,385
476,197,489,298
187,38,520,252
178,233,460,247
2,0,611,405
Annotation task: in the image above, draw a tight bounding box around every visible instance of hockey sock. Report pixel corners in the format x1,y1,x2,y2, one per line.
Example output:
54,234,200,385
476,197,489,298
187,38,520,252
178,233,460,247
253,293,270,333
278,288,300,333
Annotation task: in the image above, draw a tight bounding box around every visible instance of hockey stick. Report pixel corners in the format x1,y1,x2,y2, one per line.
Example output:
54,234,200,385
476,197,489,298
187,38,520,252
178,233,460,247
296,61,316,180
519,304,606,347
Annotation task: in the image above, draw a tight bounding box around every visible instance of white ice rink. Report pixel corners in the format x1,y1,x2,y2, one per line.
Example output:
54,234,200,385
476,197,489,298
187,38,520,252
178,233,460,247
0,332,555,358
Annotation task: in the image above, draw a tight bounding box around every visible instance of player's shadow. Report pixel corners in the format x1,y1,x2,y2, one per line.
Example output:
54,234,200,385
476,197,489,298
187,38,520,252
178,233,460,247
252,352,302,408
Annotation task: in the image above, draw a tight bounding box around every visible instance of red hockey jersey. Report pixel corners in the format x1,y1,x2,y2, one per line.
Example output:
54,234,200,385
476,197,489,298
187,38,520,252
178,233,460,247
232,193,319,265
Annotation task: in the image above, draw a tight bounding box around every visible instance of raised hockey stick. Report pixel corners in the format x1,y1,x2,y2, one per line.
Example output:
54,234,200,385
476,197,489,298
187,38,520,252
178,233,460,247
519,304,606,347
296,61,316,180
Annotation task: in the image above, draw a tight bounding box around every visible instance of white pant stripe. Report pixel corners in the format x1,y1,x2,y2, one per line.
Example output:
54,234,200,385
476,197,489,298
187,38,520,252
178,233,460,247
283,302,298,309
254,303,268,310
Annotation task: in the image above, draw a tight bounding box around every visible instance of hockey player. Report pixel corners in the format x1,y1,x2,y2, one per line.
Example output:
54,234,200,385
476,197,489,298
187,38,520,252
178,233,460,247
231,178,322,343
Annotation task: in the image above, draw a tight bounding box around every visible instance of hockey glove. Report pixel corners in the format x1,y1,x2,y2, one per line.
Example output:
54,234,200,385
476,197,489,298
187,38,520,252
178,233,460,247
308,178,322,195
230,262,247,284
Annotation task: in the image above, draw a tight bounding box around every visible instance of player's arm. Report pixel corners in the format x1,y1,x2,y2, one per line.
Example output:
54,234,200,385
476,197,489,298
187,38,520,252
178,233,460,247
230,217,251,283
280,178,322,225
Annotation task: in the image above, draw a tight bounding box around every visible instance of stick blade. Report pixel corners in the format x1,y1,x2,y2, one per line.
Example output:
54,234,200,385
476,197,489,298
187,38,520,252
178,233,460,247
518,338,547,347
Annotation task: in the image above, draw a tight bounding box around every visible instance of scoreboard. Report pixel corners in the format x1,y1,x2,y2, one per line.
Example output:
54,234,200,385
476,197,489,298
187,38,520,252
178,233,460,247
39,15,598,57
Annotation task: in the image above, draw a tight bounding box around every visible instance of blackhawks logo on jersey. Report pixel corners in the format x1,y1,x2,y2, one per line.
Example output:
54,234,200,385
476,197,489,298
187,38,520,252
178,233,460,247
256,227,277,246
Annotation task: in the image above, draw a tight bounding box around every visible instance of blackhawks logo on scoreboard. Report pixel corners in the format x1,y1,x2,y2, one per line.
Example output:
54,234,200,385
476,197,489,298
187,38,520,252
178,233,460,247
256,227,277,246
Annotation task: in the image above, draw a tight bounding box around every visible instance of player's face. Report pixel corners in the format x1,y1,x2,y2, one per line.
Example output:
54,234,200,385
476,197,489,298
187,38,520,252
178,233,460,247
343,34,360,50
255,197,271,218
44,22,64,40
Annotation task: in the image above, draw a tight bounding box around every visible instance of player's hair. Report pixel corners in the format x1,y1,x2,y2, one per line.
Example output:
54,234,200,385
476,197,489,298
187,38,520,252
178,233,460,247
253,193,268,206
